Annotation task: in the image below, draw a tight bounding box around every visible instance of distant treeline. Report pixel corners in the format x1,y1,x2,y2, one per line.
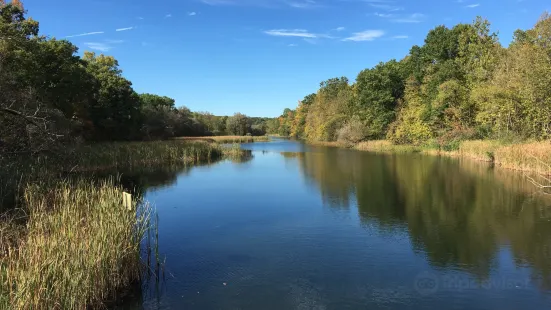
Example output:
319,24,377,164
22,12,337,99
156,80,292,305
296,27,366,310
274,13,551,149
0,1,273,155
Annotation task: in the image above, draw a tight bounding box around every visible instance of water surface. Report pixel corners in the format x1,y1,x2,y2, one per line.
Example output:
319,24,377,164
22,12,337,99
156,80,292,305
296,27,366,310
122,139,551,309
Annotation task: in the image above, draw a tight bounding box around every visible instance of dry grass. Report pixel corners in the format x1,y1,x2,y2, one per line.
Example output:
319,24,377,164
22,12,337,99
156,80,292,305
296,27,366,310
353,139,551,176
308,141,343,148
176,136,270,144
0,181,152,309
458,140,501,162
0,140,253,308
494,141,551,175
355,140,421,153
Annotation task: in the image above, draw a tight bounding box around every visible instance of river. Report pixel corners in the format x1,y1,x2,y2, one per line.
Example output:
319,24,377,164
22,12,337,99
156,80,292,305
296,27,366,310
120,138,551,309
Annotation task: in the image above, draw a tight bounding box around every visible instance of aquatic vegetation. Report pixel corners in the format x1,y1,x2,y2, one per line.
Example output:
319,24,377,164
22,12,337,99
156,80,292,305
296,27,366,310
0,181,152,309
355,140,421,153
175,136,270,144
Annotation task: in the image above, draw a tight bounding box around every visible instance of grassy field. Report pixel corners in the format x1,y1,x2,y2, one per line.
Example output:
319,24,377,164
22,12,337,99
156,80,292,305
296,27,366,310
0,140,250,309
176,136,270,144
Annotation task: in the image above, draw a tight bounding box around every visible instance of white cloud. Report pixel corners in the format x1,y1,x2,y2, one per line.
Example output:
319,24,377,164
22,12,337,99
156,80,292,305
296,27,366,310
83,42,111,52
201,0,234,4
66,31,104,38
343,30,384,42
188,12,197,16
374,12,394,18
115,27,134,32
137,16,144,20
465,3,480,8
200,0,317,8
264,29,318,38
165,13,172,18
391,13,425,23
288,43,298,47
286,0,317,8
334,26,345,31
368,3,403,11
391,35,408,39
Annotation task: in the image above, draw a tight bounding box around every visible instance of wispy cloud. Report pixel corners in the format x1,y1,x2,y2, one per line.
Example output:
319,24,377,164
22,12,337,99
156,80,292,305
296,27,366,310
391,13,425,23
286,0,318,8
343,30,384,42
188,12,197,16
373,12,394,18
115,27,134,32
391,35,409,39
137,16,144,20
465,3,480,8
288,43,298,47
334,26,346,31
201,0,318,8
165,13,172,18
201,0,234,4
264,29,318,38
83,42,112,52
66,31,104,38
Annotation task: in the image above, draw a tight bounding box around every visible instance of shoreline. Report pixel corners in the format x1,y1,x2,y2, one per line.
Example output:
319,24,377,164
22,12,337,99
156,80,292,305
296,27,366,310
308,140,551,177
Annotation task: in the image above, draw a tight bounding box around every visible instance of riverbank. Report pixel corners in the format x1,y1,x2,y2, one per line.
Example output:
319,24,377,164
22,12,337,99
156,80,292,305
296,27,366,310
307,139,551,176
355,140,551,176
0,140,250,309
175,135,270,144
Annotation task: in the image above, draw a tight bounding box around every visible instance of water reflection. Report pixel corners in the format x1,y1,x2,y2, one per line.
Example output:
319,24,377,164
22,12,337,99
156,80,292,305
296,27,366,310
287,148,551,291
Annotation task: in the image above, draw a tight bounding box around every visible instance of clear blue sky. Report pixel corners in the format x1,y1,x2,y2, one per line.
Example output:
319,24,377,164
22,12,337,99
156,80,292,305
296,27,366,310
22,0,551,117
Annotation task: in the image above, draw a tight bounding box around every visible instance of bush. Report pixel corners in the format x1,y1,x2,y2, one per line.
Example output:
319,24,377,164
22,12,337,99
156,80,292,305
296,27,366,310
337,118,365,146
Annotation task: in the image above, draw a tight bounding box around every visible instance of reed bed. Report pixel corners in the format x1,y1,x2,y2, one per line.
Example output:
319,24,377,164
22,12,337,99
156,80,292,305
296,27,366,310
355,140,421,153
176,136,270,144
352,139,551,176
0,181,152,309
73,140,226,171
494,141,551,175
0,140,250,308
457,140,501,162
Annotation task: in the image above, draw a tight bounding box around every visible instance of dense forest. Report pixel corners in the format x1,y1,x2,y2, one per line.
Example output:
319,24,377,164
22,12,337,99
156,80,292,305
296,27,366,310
0,1,272,156
273,13,551,150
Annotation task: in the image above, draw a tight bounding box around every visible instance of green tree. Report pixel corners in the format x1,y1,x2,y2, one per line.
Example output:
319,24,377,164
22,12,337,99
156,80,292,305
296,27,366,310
226,113,250,136
82,52,141,141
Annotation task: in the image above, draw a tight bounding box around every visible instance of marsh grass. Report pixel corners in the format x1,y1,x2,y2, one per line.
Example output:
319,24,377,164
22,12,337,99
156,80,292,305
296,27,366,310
355,140,421,153
0,180,152,309
176,136,270,144
0,139,250,308
72,140,227,171
353,139,551,176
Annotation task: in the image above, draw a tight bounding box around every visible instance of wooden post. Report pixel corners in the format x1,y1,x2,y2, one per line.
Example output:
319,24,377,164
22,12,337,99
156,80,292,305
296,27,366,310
123,192,132,211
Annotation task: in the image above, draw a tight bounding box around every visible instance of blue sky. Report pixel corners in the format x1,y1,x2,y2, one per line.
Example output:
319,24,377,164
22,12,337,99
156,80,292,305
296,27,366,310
22,0,551,117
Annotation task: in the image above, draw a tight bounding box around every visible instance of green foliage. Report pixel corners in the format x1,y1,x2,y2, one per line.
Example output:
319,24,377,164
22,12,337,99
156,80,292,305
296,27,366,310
0,2,275,154
226,113,250,136
274,12,551,148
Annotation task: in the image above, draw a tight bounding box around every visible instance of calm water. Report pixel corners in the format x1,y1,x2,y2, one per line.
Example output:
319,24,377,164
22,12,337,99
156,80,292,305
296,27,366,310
121,139,551,309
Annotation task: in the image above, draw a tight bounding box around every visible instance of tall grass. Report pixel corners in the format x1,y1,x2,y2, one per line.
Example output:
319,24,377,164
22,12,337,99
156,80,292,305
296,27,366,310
0,180,152,309
0,140,250,308
494,141,551,175
176,136,270,144
73,140,227,171
355,140,421,153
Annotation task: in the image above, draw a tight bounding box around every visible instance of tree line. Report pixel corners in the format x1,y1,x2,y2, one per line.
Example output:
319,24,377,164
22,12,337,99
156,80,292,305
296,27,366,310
274,13,551,149
0,1,272,155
